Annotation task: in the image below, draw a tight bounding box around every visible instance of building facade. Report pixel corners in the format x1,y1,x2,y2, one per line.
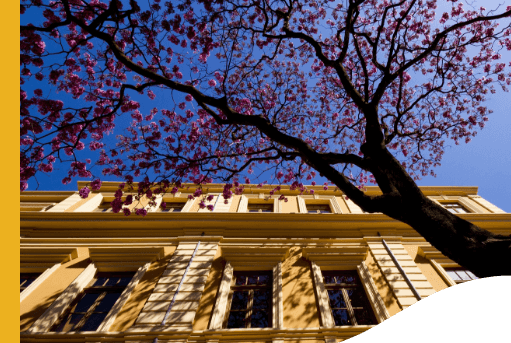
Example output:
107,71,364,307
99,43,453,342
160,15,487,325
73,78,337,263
20,182,510,342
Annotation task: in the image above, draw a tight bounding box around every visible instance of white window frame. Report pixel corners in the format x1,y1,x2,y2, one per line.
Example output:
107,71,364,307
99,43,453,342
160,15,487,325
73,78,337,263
297,195,343,214
303,247,389,327
209,246,289,329
237,194,281,213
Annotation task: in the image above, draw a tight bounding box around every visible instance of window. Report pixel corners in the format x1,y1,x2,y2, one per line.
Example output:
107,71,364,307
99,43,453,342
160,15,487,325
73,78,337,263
94,202,112,213
247,203,274,213
158,202,186,212
442,202,469,214
445,268,478,284
20,273,41,293
225,271,272,328
322,271,377,326
51,272,134,332
307,204,332,214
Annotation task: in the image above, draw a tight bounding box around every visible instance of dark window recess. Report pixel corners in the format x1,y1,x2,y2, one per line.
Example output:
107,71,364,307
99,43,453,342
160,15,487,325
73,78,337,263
307,204,332,214
247,203,274,213
225,271,272,328
445,268,479,284
20,273,41,293
442,202,469,214
159,202,186,212
51,272,134,332
322,271,377,326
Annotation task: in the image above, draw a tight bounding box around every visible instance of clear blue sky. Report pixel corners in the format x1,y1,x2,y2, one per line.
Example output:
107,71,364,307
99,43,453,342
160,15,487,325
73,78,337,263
24,0,510,212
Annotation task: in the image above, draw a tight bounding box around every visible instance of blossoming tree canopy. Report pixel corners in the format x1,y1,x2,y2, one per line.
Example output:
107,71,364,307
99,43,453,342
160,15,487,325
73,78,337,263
20,1,511,275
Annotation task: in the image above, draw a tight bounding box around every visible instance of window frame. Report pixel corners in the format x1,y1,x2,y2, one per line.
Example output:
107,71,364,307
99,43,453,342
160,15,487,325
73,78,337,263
321,270,378,326
223,271,273,329
50,272,135,332
304,247,389,327
444,268,479,284
237,195,281,213
297,195,343,214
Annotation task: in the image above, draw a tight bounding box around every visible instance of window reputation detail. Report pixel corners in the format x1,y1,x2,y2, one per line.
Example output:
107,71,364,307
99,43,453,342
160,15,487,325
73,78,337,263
307,204,332,214
445,268,478,283
20,273,41,293
247,203,273,213
225,271,272,328
322,271,377,326
442,202,469,214
51,272,134,332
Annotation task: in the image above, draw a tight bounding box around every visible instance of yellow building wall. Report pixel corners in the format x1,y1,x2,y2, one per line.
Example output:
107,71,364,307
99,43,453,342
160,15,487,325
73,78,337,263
193,247,224,330
364,251,402,316
20,247,90,331
403,245,450,292
282,247,321,328
109,246,177,331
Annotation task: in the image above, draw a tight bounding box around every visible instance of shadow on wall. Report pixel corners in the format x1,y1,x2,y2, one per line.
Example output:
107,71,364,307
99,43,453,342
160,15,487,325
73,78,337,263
364,252,402,316
108,258,170,332
282,247,321,328
20,258,90,332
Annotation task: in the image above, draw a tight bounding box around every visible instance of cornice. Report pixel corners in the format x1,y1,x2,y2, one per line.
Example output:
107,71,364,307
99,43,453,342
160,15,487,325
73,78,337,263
72,181,478,196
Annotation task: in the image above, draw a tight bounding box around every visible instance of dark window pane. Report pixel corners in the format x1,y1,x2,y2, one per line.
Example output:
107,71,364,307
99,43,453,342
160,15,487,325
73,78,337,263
247,275,258,285
327,290,346,308
253,290,271,309
257,274,270,285
118,277,133,286
95,292,121,312
21,278,35,288
354,308,377,325
94,277,108,286
105,277,120,286
230,291,249,310
324,275,335,284
347,288,367,308
338,274,357,284
80,313,107,331
332,309,351,326
235,275,247,286
227,311,246,328
75,293,101,313
251,310,269,328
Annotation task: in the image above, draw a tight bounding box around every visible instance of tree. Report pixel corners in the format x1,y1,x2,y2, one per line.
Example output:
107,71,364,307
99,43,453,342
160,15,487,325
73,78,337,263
20,0,511,276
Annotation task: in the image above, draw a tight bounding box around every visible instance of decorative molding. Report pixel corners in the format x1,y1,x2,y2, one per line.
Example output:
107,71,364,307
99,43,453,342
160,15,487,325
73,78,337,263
302,247,367,269
74,193,103,212
46,193,82,212
357,262,390,323
310,261,335,328
468,195,506,213
26,263,97,333
20,263,61,303
20,247,78,264
343,196,363,214
88,247,164,267
209,262,234,329
97,262,150,331
272,262,284,329
221,246,290,268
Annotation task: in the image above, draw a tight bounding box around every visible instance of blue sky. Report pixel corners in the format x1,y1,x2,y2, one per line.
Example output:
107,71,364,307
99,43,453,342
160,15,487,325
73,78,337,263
23,0,510,212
